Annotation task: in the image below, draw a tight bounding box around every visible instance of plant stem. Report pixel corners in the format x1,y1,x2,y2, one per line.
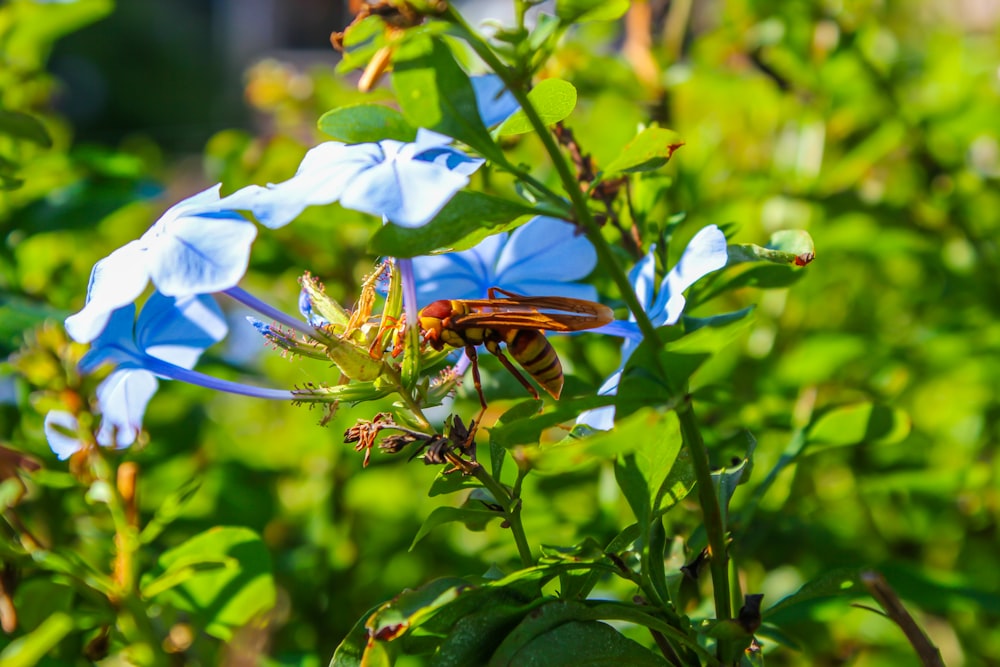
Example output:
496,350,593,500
470,464,533,567
444,6,733,626
677,397,731,621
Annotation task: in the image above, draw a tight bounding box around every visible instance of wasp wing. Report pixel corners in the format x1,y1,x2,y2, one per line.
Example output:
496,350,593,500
449,295,614,331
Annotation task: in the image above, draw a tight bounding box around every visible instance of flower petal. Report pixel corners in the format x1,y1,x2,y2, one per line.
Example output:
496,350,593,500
628,248,657,314
471,74,519,128
410,239,502,304
64,241,149,343
147,211,257,297
342,158,469,227
137,293,227,369
494,217,597,285
44,411,84,460
575,370,621,431
79,303,142,374
249,142,381,228
649,225,728,325
95,369,159,448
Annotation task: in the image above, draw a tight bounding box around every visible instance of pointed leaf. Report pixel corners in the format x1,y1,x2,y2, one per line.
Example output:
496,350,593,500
318,103,417,143
0,110,52,147
764,567,865,619
603,128,685,175
410,507,502,550
806,403,911,450
0,612,74,667
392,37,502,161
150,527,275,641
555,0,631,23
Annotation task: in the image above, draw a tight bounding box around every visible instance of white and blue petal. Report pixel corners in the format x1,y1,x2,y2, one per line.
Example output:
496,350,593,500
64,240,149,344
44,411,85,460
95,369,159,447
145,209,257,297
248,142,380,228
471,74,520,128
136,293,227,369
575,370,622,431
494,217,597,287
648,224,728,326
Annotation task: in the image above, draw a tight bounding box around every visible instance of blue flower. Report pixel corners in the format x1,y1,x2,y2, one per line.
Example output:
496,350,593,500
248,129,485,230
65,184,262,343
578,225,729,430
409,216,599,306
46,292,228,459
471,74,519,128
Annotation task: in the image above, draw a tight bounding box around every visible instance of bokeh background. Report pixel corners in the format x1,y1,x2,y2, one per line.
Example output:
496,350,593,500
2,0,999,664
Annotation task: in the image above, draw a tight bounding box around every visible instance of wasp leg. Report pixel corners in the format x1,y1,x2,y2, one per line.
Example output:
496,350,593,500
489,347,541,401
463,345,488,459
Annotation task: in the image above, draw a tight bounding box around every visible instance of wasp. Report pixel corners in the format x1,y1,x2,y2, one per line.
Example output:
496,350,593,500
413,288,614,408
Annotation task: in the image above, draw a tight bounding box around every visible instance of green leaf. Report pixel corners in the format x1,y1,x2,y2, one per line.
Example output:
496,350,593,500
726,230,816,267
369,191,537,257
702,264,806,300
0,612,74,667
491,394,613,451
410,507,503,550
150,527,275,641
392,37,502,161
498,79,578,136
805,403,911,450
764,568,866,619
602,128,685,175
139,476,202,544
492,602,670,667
0,110,52,147
429,597,536,667
614,311,754,421
615,453,651,529
428,470,483,497
712,434,756,526
318,104,417,143
555,0,631,23
365,577,470,643
511,621,670,666
331,602,384,667
141,557,236,599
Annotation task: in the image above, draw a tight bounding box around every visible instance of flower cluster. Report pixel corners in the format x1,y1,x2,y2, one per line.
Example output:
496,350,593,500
49,76,519,458
48,67,728,459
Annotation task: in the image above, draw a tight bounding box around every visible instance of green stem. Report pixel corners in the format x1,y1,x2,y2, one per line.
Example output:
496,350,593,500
677,398,731,622
471,465,533,567
445,6,733,627
443,7,662,351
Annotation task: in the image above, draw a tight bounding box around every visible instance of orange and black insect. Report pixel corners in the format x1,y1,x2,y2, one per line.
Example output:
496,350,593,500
415,288,614,408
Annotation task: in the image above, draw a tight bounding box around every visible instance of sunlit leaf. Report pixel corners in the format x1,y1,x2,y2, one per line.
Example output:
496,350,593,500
0,612,74,667
764,568,865,619
410,507,502,550
392,37,502,161
318,104,416,143
603,128,685,175
555,0,631,23
498,79,578,136
806,403,911,449
149,527,275,641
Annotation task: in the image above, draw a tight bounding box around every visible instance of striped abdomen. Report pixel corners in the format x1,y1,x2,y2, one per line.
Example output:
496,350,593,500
502,328,563,399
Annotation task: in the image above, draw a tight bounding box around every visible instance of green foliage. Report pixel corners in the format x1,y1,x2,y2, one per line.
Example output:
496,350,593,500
2,1,999,666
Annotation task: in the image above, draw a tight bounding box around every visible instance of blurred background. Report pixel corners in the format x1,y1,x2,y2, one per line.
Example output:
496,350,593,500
2,0,999,665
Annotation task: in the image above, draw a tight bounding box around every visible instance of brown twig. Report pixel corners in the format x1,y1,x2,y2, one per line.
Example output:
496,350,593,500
552,123,641,257
859,571,945,667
